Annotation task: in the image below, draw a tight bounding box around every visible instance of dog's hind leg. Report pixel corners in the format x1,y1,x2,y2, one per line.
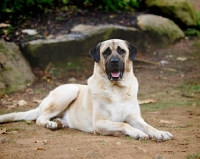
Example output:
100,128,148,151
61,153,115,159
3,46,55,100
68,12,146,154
36,84,79,130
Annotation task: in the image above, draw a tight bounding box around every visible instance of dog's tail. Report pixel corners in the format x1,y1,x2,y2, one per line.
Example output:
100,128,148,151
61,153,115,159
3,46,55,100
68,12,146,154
0,107,39,123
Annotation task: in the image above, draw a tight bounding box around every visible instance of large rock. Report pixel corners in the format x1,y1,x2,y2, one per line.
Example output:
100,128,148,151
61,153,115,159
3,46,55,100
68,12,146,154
20,25,143,71
137,14,185,43
145,0,198,28
20,24,184,77
0,40,35,96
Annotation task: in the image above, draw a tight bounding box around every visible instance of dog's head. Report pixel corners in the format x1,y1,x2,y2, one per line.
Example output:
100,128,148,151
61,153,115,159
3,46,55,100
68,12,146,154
89,39,137,81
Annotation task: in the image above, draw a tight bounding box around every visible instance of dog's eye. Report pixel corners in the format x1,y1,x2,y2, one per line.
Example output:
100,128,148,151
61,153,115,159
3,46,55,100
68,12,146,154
103,48,111,58
117,46,125,55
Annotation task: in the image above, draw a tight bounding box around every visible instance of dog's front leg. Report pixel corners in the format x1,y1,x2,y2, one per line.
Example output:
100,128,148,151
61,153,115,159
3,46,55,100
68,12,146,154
93,120,149,140
128,117,173,141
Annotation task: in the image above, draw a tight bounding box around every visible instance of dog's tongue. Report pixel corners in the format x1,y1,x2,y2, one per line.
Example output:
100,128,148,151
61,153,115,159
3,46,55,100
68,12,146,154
111,71,120,78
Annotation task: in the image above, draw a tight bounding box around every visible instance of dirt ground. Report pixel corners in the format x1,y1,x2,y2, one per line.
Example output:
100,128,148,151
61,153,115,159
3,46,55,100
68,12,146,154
0,37,200,159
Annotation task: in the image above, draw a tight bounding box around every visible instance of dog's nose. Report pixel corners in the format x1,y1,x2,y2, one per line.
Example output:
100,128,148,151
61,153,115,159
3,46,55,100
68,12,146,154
111,57,119,65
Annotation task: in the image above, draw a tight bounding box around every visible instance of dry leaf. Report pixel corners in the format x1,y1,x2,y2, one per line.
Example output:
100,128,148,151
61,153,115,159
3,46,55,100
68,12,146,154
18,100,27,106
0,23,10,28
7,131,18,134
33,99,43,104
159,120,175,124
37,147,45,150
0,128,7,134
7,104,17,109
138,99,156,104
176,57,187,61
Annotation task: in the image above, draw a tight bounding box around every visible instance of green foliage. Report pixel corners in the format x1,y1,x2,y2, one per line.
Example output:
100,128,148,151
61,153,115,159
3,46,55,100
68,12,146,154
0,0,142,21
185,11,200,37
185,28,200,37
82,0,141,11
1,0,53,13
101,0,139,11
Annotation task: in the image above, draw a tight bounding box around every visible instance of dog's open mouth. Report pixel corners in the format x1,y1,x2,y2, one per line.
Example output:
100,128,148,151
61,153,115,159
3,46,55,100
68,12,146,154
108,69,123,81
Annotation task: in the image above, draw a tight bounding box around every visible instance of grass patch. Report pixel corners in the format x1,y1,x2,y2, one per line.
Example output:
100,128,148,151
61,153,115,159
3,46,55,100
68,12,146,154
7,126,25,132
179,84,200,96
187,153,200,159
126,136,135,143
140,99,193,111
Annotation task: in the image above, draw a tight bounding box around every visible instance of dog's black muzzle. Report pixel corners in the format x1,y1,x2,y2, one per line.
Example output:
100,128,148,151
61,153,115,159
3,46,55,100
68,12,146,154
106,56,124,81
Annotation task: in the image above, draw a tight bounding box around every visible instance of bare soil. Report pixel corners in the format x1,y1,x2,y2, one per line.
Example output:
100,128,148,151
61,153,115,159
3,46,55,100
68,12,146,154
0,37,200,159
1,0,200,158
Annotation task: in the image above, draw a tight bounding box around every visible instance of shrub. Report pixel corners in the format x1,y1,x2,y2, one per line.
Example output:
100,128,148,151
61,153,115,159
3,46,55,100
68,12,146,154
1,0,53,13
0,0,142,22
83,0,140,11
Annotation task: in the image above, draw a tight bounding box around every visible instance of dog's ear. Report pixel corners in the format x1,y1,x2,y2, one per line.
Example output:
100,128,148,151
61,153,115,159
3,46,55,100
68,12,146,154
89,43,101,63
126,41,137,61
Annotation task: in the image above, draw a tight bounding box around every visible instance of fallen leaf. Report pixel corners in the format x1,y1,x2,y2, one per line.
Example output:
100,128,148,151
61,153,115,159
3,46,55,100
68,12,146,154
181,93,194,98
37,147,45,150
138,99,156,104
159,120,175,124
43,140,48,144
160,60,169,66
115,141,122,146
22,29,37,35
0,128,7,134
176,57,187,61
33,99,43,104
0,23,10,28
7,131,18,134
109,15,115,18
7,104,17,109
68,77,77,83
18,100,27,106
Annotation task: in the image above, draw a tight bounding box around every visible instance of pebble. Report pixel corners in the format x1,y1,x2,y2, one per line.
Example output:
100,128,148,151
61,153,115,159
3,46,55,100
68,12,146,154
115,141,122,146
0,137,9,144
154,154,168,159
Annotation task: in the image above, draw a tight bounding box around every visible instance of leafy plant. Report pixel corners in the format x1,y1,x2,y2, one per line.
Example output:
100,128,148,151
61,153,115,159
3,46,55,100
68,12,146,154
197,11,200,29
72,0,141,11
102,0,139,11
1,0,53,13
185,28,200,37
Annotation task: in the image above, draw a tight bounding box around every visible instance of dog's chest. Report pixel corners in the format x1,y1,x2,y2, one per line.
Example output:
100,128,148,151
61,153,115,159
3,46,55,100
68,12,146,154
98,89,137,122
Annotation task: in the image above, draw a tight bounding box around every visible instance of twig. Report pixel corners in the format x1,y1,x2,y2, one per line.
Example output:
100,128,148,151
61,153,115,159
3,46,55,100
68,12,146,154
134,65,177,72
135,58,159,66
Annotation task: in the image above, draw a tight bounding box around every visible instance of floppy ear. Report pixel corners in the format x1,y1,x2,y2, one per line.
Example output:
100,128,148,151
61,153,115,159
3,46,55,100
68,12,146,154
126,42,137,61
89,43,101,63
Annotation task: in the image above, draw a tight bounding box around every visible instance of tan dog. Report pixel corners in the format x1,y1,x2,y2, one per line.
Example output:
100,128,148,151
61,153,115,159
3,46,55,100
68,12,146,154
0,39,173,141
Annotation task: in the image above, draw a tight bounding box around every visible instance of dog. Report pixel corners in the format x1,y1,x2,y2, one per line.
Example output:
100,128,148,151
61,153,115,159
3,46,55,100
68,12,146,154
0,39,173,141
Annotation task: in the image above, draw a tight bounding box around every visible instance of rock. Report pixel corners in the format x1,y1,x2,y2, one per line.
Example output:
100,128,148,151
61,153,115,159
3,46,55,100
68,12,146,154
20,24,184,77
0,137,9,144
154,154,168,159
0,40,35,95
137,14,185,44
22,29,38,35
115,141,122,146
68,77,77,83
145,0,198,28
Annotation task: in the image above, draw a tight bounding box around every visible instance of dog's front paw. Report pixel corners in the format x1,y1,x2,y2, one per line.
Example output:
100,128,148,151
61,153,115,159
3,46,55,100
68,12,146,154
46,121,58,130
149,130,173,141
130,130,149,140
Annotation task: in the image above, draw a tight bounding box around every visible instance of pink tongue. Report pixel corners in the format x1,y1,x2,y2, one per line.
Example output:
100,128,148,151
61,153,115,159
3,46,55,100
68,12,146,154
111,72,120,78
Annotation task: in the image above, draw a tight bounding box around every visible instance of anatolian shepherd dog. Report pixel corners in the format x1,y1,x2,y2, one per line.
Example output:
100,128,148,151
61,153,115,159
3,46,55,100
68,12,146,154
0,39,173,141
